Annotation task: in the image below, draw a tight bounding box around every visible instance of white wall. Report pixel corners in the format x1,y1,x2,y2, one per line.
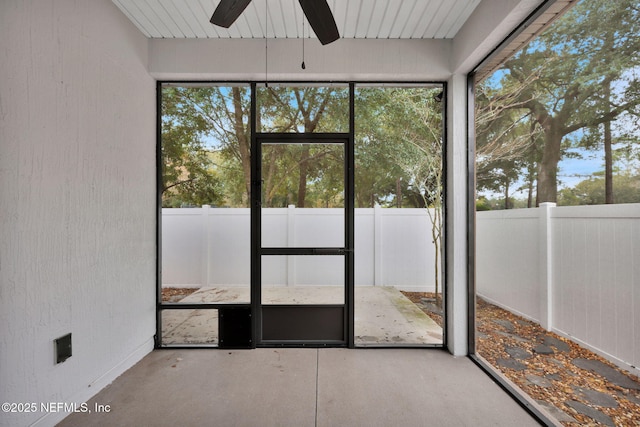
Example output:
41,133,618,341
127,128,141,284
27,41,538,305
162,207,440,292
476,204,640,373
149,38,452,81
0,1,155,426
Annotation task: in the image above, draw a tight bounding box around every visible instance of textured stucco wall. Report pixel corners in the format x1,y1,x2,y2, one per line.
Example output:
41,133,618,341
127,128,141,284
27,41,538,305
0,1,155,426
148,37,452,81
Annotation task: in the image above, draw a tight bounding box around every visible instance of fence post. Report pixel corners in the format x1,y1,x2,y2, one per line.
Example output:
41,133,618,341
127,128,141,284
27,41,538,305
539,202,555,331
287,205,296,286
201,205,211,287
374,204,383,286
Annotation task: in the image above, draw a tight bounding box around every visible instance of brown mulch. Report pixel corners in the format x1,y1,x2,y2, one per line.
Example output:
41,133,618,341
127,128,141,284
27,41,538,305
473,298,640,426
161,287,200,302
404,291,640,426
401,291,444,328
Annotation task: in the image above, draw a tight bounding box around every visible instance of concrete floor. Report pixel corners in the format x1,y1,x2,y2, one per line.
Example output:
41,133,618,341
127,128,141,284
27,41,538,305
58,348,541,427
162,286,443,346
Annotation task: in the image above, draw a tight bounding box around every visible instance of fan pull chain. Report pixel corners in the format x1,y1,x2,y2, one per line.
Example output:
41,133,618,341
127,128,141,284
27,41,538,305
301,17,306,70
265,0,269,87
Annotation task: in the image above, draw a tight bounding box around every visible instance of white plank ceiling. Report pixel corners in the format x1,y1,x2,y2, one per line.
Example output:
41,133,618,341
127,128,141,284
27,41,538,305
112,0,482,40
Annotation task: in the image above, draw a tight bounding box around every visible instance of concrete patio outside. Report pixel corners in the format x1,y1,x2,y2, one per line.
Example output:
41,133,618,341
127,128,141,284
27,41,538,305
161,286,443,346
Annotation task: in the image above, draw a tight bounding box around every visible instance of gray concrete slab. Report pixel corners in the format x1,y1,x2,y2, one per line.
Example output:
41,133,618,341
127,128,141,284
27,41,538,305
316,349,541,427
161,286,442,346
59,349,541,427
355,286,442,345
58,349,318,427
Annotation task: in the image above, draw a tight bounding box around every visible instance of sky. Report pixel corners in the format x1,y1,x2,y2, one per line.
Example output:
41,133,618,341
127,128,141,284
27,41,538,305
557,152,603,188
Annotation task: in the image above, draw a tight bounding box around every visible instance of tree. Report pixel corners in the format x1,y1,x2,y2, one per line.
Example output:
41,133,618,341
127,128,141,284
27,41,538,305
354,87,443,209
397,90,444,302
479,0,640,205
356,87,443,298
163,84,447,211
258,86,348,207
475,74,545,206
160,85,254,207
176,86,253,206
161,87,223,207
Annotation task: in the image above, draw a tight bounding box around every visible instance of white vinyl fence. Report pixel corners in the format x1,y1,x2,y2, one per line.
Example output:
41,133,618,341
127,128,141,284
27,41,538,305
162,203,639,371
477,203,640,373
162,205,440,291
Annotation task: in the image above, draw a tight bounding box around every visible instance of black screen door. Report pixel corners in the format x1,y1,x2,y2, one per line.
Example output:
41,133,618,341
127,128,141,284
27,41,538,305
252,133,354,346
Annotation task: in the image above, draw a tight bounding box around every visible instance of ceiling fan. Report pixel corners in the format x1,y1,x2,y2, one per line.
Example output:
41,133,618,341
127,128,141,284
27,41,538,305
210,0,340,45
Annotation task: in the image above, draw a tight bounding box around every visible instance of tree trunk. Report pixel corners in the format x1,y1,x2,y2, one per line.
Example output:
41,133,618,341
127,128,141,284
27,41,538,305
432,207,440,304
232,88,252,202
604,119,613,204
263,146,280,207
536,126,563,205
504,179,510,209
604,81,614,204
602,30,615,205
527,121,536,208
297,145,310,207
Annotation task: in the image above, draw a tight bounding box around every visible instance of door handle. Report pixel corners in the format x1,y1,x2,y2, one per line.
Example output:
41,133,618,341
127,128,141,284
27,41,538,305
312,248,352,255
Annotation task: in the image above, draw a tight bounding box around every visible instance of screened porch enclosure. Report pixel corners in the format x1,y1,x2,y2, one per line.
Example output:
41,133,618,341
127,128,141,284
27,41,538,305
159,82,445,348
7,0,597,425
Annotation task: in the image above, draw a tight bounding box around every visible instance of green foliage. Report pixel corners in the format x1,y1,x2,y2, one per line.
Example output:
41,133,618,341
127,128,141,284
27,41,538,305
261,143,345,208
161,85,253,207
558,172,640,205
354,87,443,208
160,84,445,211
258,86,349,133
161,87,225,208
476,197,530,211
476,0,640,205
475,198,492,211
258,86,349,207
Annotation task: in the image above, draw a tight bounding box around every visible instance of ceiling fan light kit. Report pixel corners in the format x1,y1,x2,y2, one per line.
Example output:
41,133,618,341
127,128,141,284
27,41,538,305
210,0,340,45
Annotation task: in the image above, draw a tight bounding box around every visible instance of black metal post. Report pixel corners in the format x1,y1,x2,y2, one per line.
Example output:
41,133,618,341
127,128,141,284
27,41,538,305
250,82,260,348
347,83,356,348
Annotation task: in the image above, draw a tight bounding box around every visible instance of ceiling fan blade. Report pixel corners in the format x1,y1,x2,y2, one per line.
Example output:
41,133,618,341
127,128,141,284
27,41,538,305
298,0,340,45
210,0,252,28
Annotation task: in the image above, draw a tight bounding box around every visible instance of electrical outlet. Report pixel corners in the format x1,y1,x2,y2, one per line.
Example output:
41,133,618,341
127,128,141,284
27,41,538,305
55,333,72,364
